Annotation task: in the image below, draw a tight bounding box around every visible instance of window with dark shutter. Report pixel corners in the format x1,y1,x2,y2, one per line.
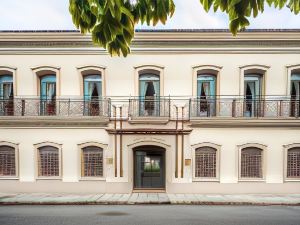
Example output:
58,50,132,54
82,146,103,177
195,147,217,178
38,146,59,177
241,147,263,178
0,146,16,176
287,148,300,178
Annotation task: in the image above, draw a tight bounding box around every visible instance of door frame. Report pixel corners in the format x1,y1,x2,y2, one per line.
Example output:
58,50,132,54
133,145,166,191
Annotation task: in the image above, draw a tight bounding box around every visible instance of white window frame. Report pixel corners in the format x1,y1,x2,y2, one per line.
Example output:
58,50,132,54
77,65,106,97
239,64,269,96
134,65,164,96
0,66,17,97
286,64,300,96
31,66,60,97
192,65,222,97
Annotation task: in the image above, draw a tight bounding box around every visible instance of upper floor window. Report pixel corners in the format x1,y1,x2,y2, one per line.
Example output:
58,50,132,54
40,75,56,116
139,73,160,116
287,147,300,179
0,75,13,99
81,146,103,177
195,146,217,178
240,147,263,179
290,73,300,117
37,146,60,177
0,145,16,177
197,74,216,116
83,75,102,116
0,75,14,116
84,75,102,100
244,74,263,117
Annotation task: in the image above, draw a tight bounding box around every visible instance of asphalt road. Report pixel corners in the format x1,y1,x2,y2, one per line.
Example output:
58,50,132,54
0,205,300,225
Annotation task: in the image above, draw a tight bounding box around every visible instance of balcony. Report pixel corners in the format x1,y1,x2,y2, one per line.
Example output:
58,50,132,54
129,97,171,119
0,97,111,117
189,96,300,119
0,96,299,121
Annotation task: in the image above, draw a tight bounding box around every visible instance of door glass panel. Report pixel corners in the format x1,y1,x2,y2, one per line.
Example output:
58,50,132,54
0,75,14,116
134,149,165,189
244,74,262,117
139,74,160,116
290,74,300,117
84,75,102,116
40,75,56,115
197,74,216,116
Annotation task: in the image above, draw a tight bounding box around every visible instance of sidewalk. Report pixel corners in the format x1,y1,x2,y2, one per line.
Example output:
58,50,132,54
1,193,300,205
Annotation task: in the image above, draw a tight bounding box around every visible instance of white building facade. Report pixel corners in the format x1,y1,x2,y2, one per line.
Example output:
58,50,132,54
0,30,299,194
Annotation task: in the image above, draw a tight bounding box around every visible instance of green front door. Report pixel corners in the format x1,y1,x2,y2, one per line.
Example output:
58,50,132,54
134,147,165,189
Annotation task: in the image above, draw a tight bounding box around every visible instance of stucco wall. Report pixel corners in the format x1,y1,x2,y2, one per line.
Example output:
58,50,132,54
0,53,298,97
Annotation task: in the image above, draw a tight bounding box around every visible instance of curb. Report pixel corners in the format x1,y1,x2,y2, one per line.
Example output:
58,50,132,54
0,201,299,206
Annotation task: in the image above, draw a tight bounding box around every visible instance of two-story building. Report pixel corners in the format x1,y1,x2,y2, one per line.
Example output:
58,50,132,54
0,29,299,194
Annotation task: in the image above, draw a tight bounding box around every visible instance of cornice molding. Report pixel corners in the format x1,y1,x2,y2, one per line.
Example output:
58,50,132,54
1,47,300,55
0,31,300,55
1,31,300,41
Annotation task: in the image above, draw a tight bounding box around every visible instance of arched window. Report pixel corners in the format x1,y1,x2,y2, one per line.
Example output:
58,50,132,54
290,73,300,117
139,73,160,116
287,147,300,178
0,145,16,176
195,147,217,178
197,74,216,116
83,74,102,116
0,75,14,116
240,147,263,178
40,75,56,116
81,146,103,177
38,146,59,177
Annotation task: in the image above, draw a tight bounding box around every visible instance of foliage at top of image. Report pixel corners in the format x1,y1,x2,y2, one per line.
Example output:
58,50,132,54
69,0,300,57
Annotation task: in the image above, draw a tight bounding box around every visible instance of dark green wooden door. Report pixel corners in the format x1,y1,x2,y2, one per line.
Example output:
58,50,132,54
134,147,165,189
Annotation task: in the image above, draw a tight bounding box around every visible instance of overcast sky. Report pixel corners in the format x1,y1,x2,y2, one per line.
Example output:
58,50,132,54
0,0,300,30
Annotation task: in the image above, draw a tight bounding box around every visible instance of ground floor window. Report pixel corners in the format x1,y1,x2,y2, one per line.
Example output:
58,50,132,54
0,145,16,176
38,146,60,177
240,147,263,179
81,146,103,177
287,148,300,178
195,147,217,178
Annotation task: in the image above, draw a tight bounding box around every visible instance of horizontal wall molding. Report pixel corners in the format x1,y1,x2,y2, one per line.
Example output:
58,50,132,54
0,117,110,128
190,119,300,128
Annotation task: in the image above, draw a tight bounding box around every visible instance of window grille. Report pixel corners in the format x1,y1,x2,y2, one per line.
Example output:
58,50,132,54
287,148,300,178
241,147,262,178
195,147,217,178
0,146,16,176
82,146,103,177
38,146,59,177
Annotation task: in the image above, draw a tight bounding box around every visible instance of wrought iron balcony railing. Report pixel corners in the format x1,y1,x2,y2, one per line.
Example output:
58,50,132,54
189,97,300,118
129,96,171,118
0,96,299,120
0,97,111,117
